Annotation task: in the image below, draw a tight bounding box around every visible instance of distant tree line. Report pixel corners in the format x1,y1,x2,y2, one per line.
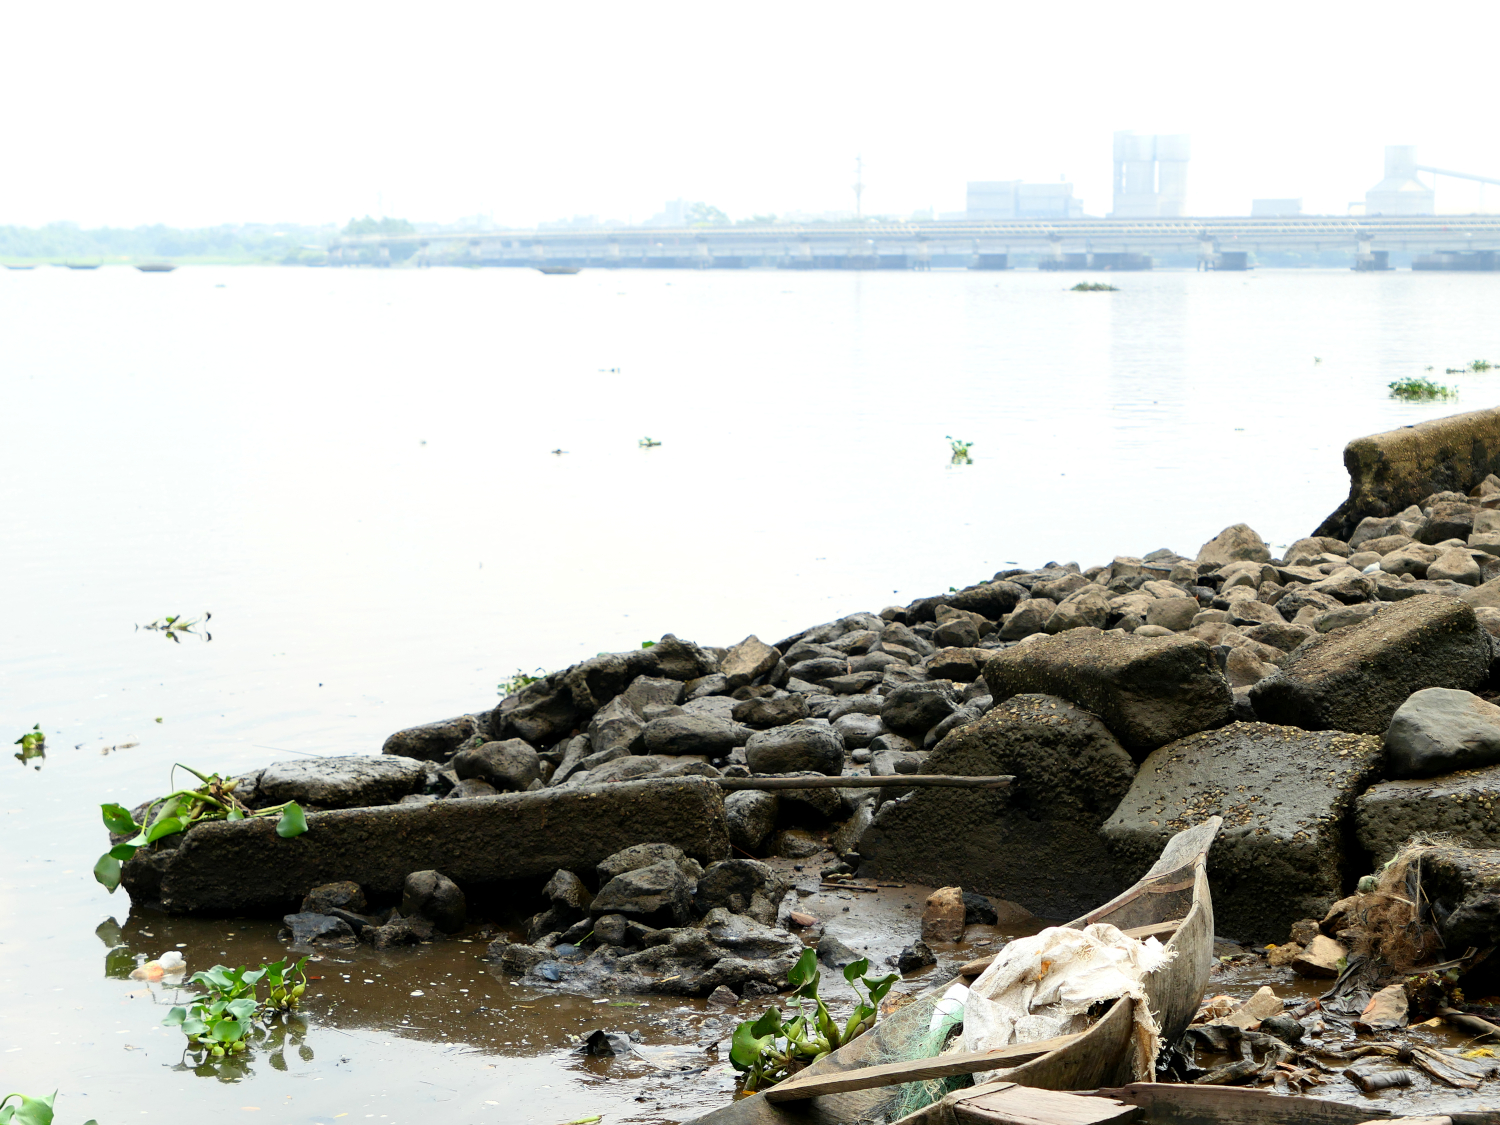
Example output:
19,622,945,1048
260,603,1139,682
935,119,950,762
0,221,339,263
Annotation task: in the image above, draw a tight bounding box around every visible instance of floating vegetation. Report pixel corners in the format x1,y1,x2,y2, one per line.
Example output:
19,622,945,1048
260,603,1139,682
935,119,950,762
1071,281,1118,292
1445,360,1493,373
498,669,544,696
139,613,211,642
946,436,974,465
1389,376,1457,401
95,765,308,892
638,437,662,448
13,724,44,768
163,956,309,1060
729,948,897,1092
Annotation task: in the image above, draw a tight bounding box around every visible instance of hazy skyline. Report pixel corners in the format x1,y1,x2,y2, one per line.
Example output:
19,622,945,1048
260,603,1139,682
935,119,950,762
5,0,1499,229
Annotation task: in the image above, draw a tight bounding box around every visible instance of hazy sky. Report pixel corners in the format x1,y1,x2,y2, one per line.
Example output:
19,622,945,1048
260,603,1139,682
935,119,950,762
5,0,1498,229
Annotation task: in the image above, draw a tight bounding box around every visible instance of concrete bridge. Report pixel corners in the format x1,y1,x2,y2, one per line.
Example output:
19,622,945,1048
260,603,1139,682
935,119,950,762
329,215,1500,270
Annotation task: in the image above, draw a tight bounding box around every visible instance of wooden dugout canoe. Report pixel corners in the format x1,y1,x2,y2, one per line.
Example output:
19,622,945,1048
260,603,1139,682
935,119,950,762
689,816,1222,1125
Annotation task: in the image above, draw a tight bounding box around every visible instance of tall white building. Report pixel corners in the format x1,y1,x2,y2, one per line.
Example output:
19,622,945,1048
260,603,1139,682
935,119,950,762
1111,132,1190,218
1365,147,1435,216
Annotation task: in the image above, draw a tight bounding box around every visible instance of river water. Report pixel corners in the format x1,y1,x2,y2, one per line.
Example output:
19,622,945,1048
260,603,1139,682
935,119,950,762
3,264,1500,1123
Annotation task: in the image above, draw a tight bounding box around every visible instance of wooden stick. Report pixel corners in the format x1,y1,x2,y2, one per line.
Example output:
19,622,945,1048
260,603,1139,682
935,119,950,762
762,1033,1081,1103
714,774,1013,791
1437,1006,1500,1040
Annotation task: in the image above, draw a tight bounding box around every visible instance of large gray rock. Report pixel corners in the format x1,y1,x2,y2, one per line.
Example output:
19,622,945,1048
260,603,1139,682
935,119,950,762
1249,595,1492,734
999,599,1056,641
1410,847,1500,952
257,755,428,809
731,694,809,728
119,778,729,915
596,842,704,882
401,870,466,934
451,740,541,791
944,580,1027,620
859,694,1136,919
590,860,696,927
1197,524,1272,566
1358,767,1500,865
721,635,781,689
587,697,645,758
724,789,778,853
381,714,487,762
982,630,1233,758
880,681,960,739
646,635,720,681
1386,687,1500,777
693,859,788,924
744,722,844,775
640,714,752,756
1101,722,1383,943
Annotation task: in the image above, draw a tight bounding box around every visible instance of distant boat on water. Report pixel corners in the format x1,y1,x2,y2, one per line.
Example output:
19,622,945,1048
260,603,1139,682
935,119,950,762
4,264,36,270
135,263,176,273
535,265,581,275
64,262,101,270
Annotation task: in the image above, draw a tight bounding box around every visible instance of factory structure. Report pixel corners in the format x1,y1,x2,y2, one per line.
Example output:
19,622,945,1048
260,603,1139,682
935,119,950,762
1109,132,1191,217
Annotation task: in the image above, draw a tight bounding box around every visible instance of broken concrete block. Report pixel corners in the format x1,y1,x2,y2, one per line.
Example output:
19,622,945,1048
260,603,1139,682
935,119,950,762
120,777,729,915
860,694,1135,920
983,631,1233,757
1250,595,1492,735
1101,722,1383,944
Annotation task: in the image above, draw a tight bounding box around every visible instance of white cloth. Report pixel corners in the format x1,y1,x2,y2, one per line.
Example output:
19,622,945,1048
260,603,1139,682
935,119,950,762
958,923,1172,1080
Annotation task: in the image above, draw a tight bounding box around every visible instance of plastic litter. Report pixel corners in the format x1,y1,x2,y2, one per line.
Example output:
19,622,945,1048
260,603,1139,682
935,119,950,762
961,922,1174,1081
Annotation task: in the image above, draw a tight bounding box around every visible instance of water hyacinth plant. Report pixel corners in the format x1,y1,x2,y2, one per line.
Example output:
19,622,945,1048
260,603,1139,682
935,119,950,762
163,956,309,1059
95,764,308,892
729,948,897,1091
1388,376,1457,401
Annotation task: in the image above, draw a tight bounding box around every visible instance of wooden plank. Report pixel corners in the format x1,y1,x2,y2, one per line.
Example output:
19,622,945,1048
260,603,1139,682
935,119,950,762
761,1033,1081,1103
956,1084,1139,1125
714,774,1013,791
1095,1083,1395,1125
958,922,1183,978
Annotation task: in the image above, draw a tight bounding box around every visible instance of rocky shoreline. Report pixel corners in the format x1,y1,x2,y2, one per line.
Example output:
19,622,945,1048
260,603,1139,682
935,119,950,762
113,405,1500,999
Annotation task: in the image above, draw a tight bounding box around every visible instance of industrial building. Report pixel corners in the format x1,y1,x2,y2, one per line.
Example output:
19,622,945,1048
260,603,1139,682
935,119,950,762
966,181,1083,220
1365,147,1436,216
1110,132,1190,218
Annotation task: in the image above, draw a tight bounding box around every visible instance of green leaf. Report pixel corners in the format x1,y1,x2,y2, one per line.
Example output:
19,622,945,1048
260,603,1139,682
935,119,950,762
181,1015,208,1038
0,1092,56,1125
226,808,244,821
787,947,819,992
842,958,870,983
143,816,185,843
163,1006,187,1027
864,972,899,1006
749,1007,782,1038
108,842,139,861
211,1018,244,1043
276,802,308,838
101,802,138,834
93,852,123,891
729,1020,774,1072
227,997,258,1021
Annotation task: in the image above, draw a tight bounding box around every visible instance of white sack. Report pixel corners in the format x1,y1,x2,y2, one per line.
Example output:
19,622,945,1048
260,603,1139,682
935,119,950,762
959,922,1172,1080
